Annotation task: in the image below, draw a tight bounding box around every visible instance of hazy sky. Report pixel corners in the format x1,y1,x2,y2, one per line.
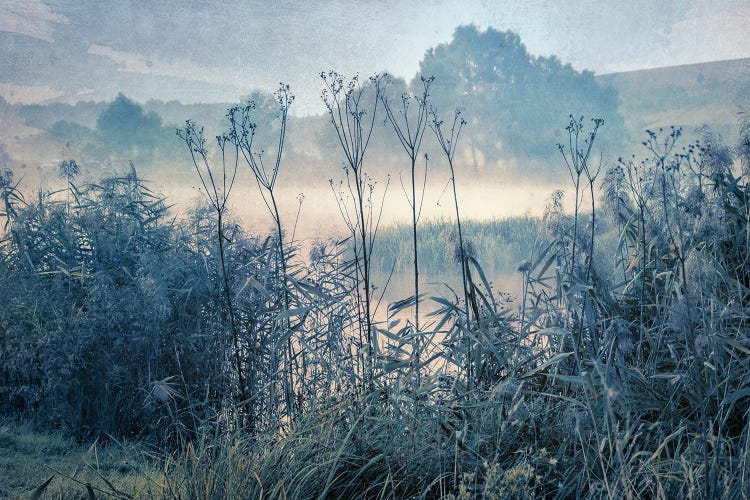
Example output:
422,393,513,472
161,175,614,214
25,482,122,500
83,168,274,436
1,0,749,115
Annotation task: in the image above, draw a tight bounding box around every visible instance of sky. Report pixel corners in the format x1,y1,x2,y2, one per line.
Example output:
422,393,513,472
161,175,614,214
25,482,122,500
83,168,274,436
0,0,749,115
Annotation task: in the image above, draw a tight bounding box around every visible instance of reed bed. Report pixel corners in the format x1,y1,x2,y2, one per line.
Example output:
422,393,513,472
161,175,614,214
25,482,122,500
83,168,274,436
2,87,750,498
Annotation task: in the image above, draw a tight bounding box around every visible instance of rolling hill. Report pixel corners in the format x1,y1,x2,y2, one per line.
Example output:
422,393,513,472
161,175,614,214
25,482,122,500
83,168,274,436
597,57,750,140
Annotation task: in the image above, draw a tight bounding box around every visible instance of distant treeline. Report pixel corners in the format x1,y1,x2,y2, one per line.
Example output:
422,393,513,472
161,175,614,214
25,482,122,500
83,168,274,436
1,25,625,182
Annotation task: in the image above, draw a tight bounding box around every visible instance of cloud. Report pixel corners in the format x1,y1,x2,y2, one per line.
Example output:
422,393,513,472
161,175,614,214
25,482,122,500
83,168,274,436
598,1,750,73
0,82,64,104
668,2,750,64
0,0,68,42
87,43,273,92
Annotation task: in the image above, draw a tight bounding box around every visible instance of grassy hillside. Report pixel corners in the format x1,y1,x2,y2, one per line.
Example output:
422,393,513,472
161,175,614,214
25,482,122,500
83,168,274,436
597,57,750,138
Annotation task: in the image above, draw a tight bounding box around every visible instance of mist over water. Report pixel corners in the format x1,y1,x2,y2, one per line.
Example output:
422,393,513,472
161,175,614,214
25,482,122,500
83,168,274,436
155,178,565,241
156,175,550,302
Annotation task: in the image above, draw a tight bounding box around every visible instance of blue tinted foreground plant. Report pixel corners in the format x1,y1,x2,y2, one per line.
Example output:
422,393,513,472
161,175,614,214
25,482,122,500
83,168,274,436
4,96,750,498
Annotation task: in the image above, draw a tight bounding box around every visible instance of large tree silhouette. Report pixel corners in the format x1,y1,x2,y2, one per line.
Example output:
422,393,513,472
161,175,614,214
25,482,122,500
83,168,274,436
418,26,624,171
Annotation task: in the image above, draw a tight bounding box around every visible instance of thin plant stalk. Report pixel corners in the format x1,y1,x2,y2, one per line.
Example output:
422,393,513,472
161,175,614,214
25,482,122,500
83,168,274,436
429,108,473,386
322,72,383,385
